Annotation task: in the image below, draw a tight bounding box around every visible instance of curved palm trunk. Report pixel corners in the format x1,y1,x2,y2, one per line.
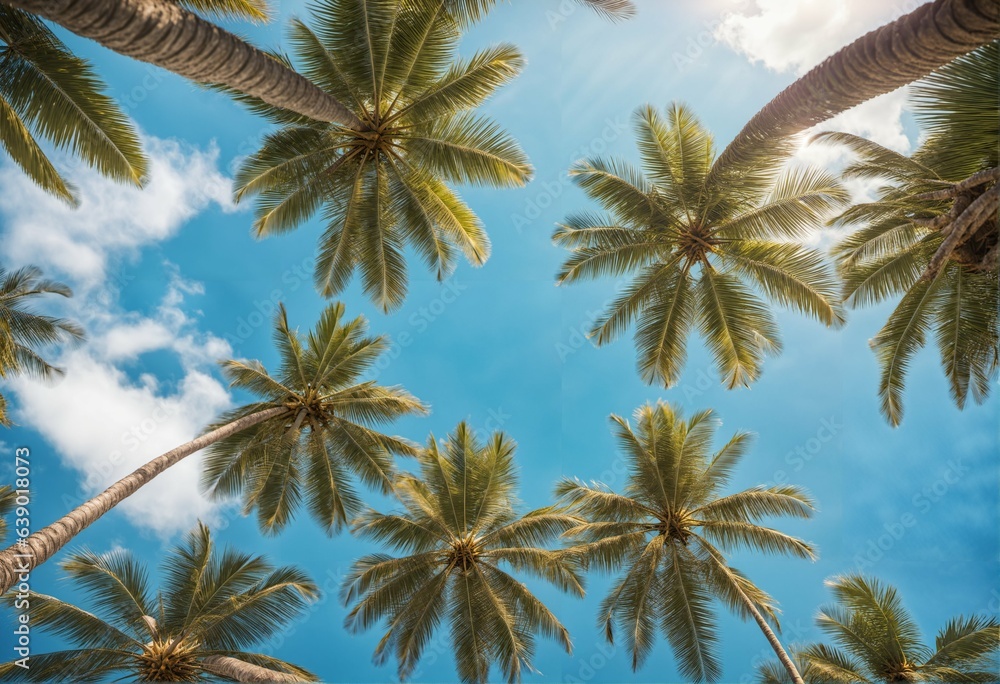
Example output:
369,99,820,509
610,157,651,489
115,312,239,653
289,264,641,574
738,588,806,684
3,0,362,127
201,655,308,683
702,552,806,684
715,0,1000,173
0,406,286,595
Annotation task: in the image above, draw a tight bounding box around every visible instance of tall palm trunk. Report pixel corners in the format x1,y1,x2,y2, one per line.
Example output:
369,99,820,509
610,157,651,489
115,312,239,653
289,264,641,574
201,655,307,683
0,406,287,594
738,587,805,684
3,0,362,127
705,554,806,684
715,0,1000,173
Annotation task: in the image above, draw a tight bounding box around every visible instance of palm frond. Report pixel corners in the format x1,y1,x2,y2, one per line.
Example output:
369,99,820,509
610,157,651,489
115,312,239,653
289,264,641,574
235,0,527,310
695,485,816,523
345,421,582,683
0,592,138,649
395,43,523,124
60,549,153,635
825,574,927,665
178,0,271,22
441,0,635,24
0,8,147,199
635,263,696,387
798,643,870,683
203,302,423,534
871,274,946,426
660,544,722,681
934,267,999,409
408,113,532,187
696,268,781,389
697,520,817,560
924,614,1000,671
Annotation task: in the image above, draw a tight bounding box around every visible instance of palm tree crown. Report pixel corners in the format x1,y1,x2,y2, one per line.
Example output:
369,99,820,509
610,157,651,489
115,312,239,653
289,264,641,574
558,402,817,682
555,102,847,390
341,421,584,684
0,265,84,426
0,522,318,682
235,0,533,312
756,574,1000,683
202,302,427,535
818,42,999,425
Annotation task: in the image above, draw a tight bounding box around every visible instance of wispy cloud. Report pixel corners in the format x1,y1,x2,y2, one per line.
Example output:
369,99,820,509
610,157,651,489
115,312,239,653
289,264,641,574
715,0,923,153
0,136,238,537
8,271,234,537
715,0,930,76
0,135,235,290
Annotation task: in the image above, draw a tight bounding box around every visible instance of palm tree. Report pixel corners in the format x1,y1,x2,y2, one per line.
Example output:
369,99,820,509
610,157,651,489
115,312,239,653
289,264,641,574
0,522,318,682
6,0,361,127
0,7,145,203
201,302,428,534
558,402,817,684
442,0,635,23
715,0,1000,175
0,302,425,594
756,574,1000,683
816,42,998,425
341,421,584,684
0,486,13,541
555,102,847,389
0,0,273,203
0,265,84,427
234,0,533,312
756,653,821,684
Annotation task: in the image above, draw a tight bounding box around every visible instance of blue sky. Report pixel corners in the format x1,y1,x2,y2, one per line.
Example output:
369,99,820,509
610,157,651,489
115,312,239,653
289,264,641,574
1,0,997,682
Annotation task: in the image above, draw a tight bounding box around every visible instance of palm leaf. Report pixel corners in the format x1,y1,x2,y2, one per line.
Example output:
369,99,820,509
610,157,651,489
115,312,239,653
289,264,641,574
696,268,781,389
0,8,146,198
871,274,946,426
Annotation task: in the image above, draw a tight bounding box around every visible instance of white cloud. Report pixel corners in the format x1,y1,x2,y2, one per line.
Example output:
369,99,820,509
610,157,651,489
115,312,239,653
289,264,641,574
9,273,234,537
0,136,240,537
714,0,927,247
0,135,235,289
716,0,925,170
790,92,909,249
802,88,911,155
794,87,911,192
715,0,931,76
